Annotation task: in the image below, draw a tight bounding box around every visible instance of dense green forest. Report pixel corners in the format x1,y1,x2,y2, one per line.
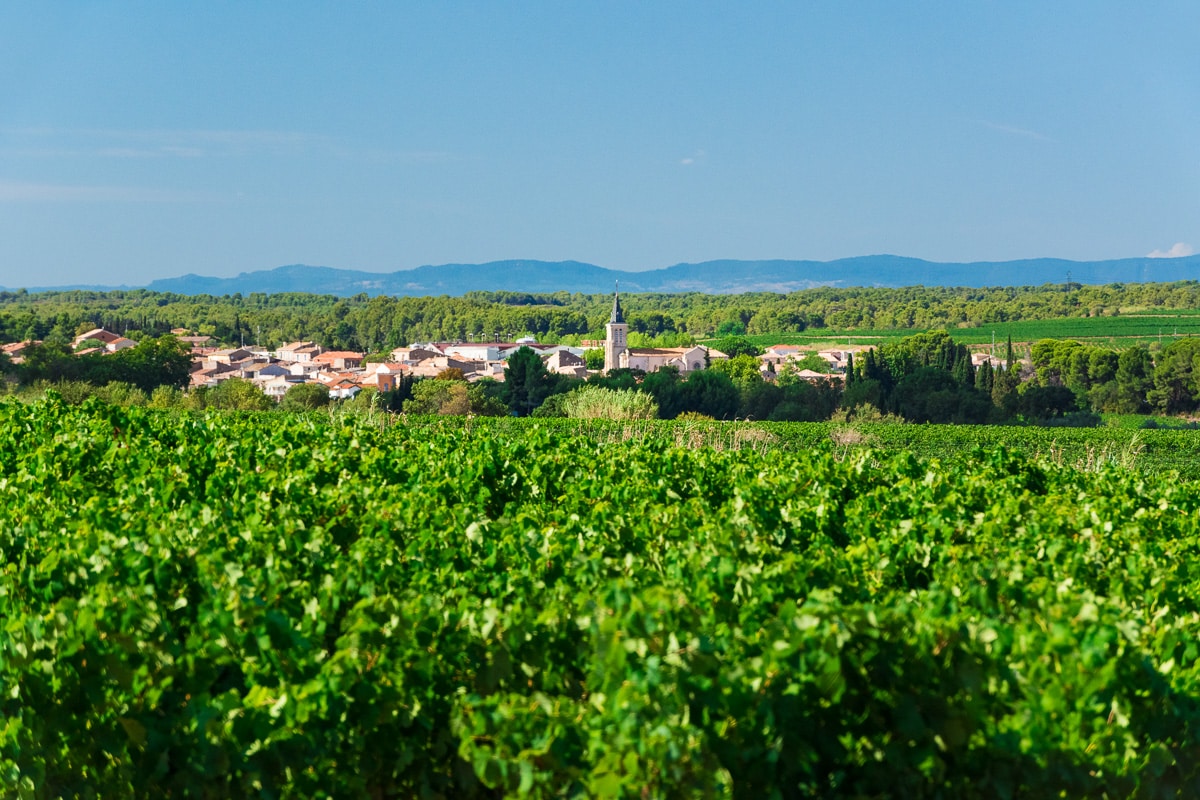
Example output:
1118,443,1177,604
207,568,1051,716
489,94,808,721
3,280,1200,351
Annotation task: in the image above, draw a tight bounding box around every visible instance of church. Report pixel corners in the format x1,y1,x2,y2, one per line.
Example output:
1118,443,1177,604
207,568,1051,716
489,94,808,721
603,288,724,375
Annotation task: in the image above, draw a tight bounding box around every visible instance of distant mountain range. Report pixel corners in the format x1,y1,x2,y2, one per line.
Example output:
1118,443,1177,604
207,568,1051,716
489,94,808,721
7,255,1200,297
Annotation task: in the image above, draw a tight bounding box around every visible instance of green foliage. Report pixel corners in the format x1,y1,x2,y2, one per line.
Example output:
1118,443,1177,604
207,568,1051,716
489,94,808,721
12,335,193,393
639,367,685,419
1017,384,1082,420
403,379,507,416
1148,337,1200,414
677,369,740,420
583,348,605,370
6,282,1200,352
200,377,275,411
586,368,642,393
1110,345,1154,414
792,351,831,373
2,400,1200,796
280,381,331,411
841,377,884,413
503,346,554,416
891,367,994,424
342,384,386,414
851,331,999,424
715,318,746,336
769,379,842,422
708,353,763,386
710,335,762,358
92,381,149,407
530,392,570,418
149,385,185,409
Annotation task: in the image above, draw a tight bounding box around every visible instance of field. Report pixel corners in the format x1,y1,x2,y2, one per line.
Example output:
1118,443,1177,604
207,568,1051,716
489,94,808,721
466,416,1200,479
4,398,1200,797
735,309,1200,350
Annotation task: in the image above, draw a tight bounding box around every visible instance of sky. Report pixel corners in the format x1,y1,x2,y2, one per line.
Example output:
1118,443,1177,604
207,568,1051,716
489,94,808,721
1,2,1198,287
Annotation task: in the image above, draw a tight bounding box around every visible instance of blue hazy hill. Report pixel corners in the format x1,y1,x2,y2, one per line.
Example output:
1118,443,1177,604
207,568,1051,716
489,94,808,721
7,254,1200,296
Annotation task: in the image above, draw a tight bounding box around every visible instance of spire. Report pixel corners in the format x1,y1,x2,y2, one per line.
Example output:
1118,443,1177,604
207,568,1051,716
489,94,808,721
609,281,624,324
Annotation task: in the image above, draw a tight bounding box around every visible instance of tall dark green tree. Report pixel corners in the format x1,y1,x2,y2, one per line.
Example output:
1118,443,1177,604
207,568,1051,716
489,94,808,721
1112,345,1154,414
503,346,554,416
641,366,685,419
975,360,994,395
110,335,193,392
1148,338,1200,414
677,369,740,419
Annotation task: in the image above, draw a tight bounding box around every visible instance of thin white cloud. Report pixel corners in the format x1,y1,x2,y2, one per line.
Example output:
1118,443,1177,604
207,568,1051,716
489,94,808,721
329,145,464,164
1147,242,1195,258
0,126,328,159
680,148,707,166
0,180,218,203
981,121,1054,142
0,127,460,164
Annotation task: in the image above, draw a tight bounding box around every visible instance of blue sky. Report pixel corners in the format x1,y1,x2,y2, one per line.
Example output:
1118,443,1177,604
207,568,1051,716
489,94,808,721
1,2,1197,287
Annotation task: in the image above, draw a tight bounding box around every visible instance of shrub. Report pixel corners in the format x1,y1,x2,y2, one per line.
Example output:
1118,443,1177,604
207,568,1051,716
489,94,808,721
561,385,658,420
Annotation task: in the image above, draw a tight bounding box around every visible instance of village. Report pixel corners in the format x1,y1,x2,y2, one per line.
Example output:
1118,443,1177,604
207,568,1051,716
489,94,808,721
182,336,871,401
2,321,1013,404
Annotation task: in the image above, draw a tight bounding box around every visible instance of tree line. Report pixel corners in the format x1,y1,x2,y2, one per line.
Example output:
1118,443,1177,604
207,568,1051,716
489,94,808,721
3,280,1200,353
7,330,1200,425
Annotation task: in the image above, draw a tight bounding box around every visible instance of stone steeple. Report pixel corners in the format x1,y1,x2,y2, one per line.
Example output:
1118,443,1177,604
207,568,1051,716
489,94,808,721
604,282,628,374
609,283,625,324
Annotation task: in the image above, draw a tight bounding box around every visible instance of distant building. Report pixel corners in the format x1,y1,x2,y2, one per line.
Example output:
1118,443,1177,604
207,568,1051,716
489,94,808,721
604,288,628,374
603,287,724,375
72,328,122,348
312,351,365,370
544,349,588,378
277,341,323,362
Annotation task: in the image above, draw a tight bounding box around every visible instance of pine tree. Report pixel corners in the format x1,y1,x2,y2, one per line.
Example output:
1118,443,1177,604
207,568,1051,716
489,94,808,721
975,360,994,394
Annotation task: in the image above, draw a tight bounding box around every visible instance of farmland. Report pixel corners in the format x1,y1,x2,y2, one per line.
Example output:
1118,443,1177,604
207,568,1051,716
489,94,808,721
3,397,1200,797
736,309,1200,350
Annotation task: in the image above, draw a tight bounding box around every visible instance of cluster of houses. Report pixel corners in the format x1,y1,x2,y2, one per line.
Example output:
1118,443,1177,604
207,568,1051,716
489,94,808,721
2,327,143,364
190,337,875,399
187,337,598,400
757,344,856,381
5,310,1010,401
1,323,873,400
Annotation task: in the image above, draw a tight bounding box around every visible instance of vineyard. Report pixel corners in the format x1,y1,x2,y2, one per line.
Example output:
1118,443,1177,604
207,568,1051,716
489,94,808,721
3,398,1200,797
414,416,1200,480
737,311,1200,349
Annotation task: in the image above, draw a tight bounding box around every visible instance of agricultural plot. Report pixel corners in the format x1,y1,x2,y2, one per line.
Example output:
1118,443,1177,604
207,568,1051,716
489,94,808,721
466,417,1200,480
740,310,1200,349
3,399,1200,797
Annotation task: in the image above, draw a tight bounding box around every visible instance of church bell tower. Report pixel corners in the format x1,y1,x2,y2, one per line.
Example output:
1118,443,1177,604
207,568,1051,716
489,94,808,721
604,284,627,373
